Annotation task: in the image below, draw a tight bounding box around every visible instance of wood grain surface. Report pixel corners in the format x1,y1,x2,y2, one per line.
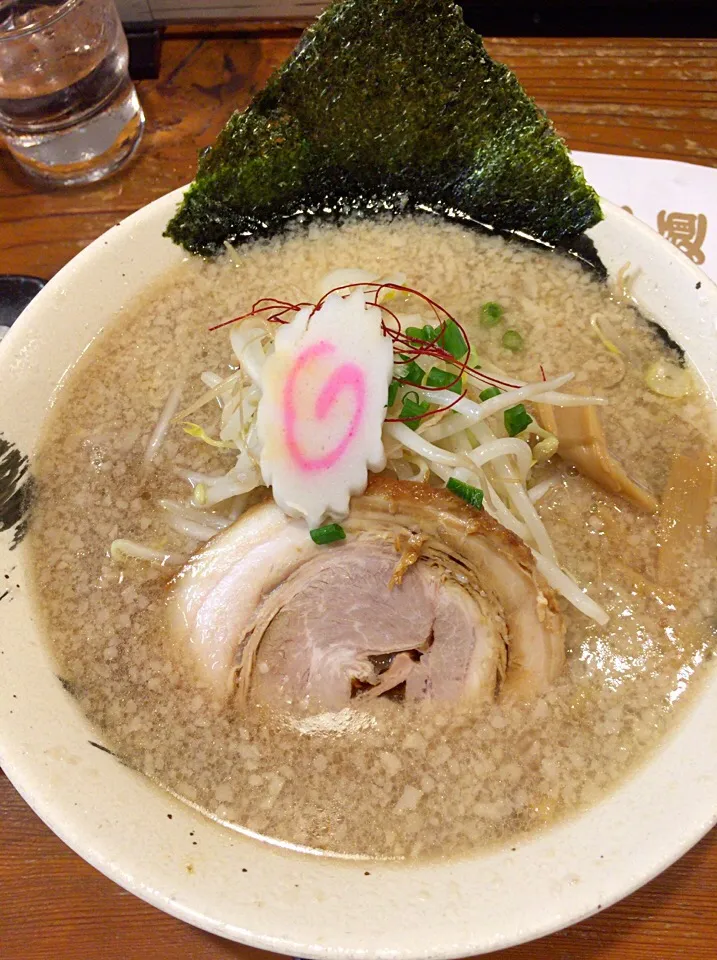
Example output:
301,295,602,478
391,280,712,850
2,25,717,960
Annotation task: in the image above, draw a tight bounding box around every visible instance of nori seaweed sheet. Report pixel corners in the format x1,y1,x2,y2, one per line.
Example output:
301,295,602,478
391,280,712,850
165,0,602,257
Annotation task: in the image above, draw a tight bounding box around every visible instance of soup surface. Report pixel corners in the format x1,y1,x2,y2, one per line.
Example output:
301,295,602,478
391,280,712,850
29,217,717,860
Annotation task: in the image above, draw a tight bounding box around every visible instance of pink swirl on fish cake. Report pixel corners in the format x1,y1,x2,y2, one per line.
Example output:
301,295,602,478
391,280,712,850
283,340,366,473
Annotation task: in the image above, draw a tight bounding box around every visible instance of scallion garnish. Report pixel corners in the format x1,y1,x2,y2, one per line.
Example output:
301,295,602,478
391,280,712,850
438,319,469,360
425,366,462,394
447,477,484,510
504,403,532,436
310,523,346,545
502,329,524,352
397,359,425,386
405,324,439,343
387,380,399,407
479,385,502,402
405,326,427,341
480,301,503,328
400,395,431,430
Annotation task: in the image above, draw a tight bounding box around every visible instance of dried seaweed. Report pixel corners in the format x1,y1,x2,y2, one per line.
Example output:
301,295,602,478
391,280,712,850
165,0,602,256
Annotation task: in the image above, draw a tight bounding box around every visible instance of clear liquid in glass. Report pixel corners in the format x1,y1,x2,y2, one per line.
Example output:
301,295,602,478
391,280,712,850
0,1,144,186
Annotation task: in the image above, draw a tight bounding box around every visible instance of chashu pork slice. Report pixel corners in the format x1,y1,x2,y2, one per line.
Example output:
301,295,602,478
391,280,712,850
170,476,565,710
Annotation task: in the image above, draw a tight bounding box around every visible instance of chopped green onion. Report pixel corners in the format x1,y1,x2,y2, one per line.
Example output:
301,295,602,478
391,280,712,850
405,326,428,341
502,329,524,352
387,380,399,407
504,403,533,436
399,395,431,430
425,366,462,394
310,523,346,545
480,301,503,327
479,385,502,402
397,359,425,386
438,319,469,360
405,324,439,343
447,477,484,510
644,358,692,398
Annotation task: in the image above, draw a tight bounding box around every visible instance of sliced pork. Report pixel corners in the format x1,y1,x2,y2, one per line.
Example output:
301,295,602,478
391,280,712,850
170,477,565,710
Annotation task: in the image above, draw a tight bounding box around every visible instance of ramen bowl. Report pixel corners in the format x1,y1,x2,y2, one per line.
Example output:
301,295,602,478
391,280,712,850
0,190,716,958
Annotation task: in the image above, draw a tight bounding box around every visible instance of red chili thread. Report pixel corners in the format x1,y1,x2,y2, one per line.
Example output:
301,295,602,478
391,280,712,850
209,282,523,427
209,298,313,332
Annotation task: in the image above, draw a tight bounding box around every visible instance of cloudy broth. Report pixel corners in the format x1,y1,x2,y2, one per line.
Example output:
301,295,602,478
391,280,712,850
29,218,717,860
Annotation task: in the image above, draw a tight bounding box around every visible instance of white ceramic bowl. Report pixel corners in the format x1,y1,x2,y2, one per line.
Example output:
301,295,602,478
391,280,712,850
1,192,716,958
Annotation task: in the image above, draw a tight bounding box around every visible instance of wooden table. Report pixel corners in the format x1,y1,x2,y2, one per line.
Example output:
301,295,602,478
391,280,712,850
2,25,717,960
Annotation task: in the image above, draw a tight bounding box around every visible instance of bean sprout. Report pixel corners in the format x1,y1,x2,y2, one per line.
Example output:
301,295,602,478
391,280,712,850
158,499,233,531
468,438,533,483
533,551,609,626
419,376,605,445
110,540,183,567
383,421,463,467
175,371,242,421
164,516,220,542
528,475,559,504
114,272,610,626
144,383,184,463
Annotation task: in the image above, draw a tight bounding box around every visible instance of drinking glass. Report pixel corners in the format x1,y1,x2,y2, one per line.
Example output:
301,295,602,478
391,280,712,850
0,0,145,186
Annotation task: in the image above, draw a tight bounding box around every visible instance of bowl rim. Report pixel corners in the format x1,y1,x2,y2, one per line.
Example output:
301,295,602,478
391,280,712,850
1,190,717,959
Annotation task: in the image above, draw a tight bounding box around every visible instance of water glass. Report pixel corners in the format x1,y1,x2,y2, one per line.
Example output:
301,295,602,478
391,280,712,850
0,0,145,186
